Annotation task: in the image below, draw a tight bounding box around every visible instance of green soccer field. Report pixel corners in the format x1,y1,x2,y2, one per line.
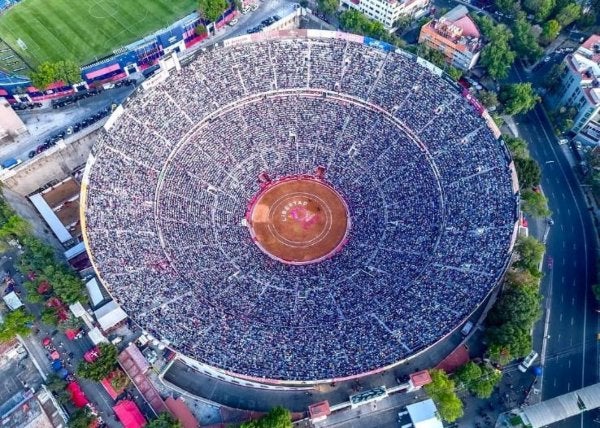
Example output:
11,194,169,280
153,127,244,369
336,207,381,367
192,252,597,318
0,0,198,67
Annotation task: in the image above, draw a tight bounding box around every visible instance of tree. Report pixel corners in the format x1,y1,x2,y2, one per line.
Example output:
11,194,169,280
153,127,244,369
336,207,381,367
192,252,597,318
511,15,544,61
241,406,292,428
499,83,540,115
340,9,390,41
522,0,555,21
503,135,529,159
454,361,502,399
540,20,561,45
317,0,338,15
514,236,545,274
147,412,182,428
41,307,59,327
556,3,582,27
504,269,541,290
514,157,541,188
478,90,499,109
45,373,67,394
479,24,516,80
592,284,600,301
109,369,130,391
69,408,95,428
29,62,58,90
487,322,531,364
544,62,566,93
469,365,502,398
197,0,229,23
486,280,542,327
54,60,81,85
29,60,81,89
76,343,119,381
446,66,462,81
424,369,464,422
521,189,551,217
577,12,597,29
0,308,34,342
195,24,207,37
494,0,520,13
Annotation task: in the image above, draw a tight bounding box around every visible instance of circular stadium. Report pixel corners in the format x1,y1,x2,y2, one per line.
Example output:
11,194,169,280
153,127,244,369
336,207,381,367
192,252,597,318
81,31,519,383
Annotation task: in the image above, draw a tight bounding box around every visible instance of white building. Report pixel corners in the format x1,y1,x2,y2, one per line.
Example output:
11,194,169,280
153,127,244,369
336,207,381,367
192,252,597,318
340,0,430,30
553,34,600,142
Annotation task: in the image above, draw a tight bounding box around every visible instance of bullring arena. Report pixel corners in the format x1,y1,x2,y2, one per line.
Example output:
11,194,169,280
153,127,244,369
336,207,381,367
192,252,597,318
81,30,520,383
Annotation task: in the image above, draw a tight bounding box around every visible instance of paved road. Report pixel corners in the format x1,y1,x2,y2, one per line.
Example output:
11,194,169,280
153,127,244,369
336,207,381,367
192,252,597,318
513,63,598,428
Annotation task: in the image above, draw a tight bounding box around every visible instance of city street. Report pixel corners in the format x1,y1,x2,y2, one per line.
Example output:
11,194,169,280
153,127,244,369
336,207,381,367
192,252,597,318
512,63,598,427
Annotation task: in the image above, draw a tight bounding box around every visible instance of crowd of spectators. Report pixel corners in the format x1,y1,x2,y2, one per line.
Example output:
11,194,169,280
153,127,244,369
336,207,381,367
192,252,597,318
84,34,516,381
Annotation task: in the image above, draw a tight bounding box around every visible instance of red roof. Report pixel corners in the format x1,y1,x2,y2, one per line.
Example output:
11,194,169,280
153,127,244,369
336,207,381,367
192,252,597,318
113,400,146,428
85,63,120,80
410,370,432,387
453,15,480,38
436,344,470,373
67,382,89,408
308,401,331,419
65,329,78,340
101,378,119,400
164,397,199,428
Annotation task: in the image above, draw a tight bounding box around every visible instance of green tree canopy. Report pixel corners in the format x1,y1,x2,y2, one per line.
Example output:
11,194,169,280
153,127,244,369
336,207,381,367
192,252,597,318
340,9,389,41
0,308,34,342
486,279,542,327
544,62,566,92
487,323,531,365
514,156,542,189
523,0,555,21
514,235,545,274
494,0,520,13
454,362,502,399
241,406,292,428
317,0,338,15
147,412,182,428
477,90,499,109
424,369,464,422
556,3,582,27
76,343,119,381
521,189,551,217
511,15,544,61
29,60,81,89
499,83,540,115
540,20,561,45
198,0,228,23
479,24,516,80
503,135,529,159
69,408,95,428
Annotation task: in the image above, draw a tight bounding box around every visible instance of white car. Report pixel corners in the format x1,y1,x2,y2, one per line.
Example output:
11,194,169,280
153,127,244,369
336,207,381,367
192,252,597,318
251,3,259,11
543,56,551,62
228,18,239,26
241,7,249,14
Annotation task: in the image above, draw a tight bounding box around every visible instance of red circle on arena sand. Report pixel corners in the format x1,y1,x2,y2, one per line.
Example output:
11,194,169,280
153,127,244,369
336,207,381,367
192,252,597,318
247,177,350,265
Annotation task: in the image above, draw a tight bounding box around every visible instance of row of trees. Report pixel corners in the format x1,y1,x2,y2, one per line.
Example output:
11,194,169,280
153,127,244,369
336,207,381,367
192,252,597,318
503,134,551,217
486,236,545,365
29,60,81,90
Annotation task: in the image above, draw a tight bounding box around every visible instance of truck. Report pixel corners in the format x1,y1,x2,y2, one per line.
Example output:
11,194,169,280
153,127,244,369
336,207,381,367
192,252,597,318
518,350,539,373
1,158,21,170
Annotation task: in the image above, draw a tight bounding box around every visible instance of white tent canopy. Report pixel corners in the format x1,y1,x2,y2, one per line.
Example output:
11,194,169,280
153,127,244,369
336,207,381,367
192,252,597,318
406,399,444,428
94,301,128,331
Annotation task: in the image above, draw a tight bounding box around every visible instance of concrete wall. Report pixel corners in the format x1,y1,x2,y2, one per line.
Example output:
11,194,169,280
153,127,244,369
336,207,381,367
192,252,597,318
0,130,99,196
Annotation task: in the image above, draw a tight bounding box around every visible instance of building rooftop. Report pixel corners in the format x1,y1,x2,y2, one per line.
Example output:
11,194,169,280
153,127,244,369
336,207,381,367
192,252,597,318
424,6,481,53
578,34,600,63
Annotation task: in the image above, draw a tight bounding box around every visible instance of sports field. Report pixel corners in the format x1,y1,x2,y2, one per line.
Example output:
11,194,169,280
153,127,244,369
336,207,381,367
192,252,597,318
0,0,197,66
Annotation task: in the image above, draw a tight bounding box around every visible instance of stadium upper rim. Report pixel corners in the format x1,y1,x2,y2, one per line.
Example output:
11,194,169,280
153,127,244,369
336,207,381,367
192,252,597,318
81,29,521,385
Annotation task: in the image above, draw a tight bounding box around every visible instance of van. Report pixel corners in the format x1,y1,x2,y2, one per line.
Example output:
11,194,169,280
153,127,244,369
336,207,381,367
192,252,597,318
460,321,473,336
518,350,538,373
1,158,21,170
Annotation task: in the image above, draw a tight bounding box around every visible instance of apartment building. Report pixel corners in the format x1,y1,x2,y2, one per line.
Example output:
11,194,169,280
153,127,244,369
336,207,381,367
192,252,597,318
340,0,430,30
418,6,482,71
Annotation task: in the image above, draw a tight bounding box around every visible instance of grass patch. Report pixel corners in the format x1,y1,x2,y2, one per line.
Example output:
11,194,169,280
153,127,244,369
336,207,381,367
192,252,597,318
0,0,197,66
